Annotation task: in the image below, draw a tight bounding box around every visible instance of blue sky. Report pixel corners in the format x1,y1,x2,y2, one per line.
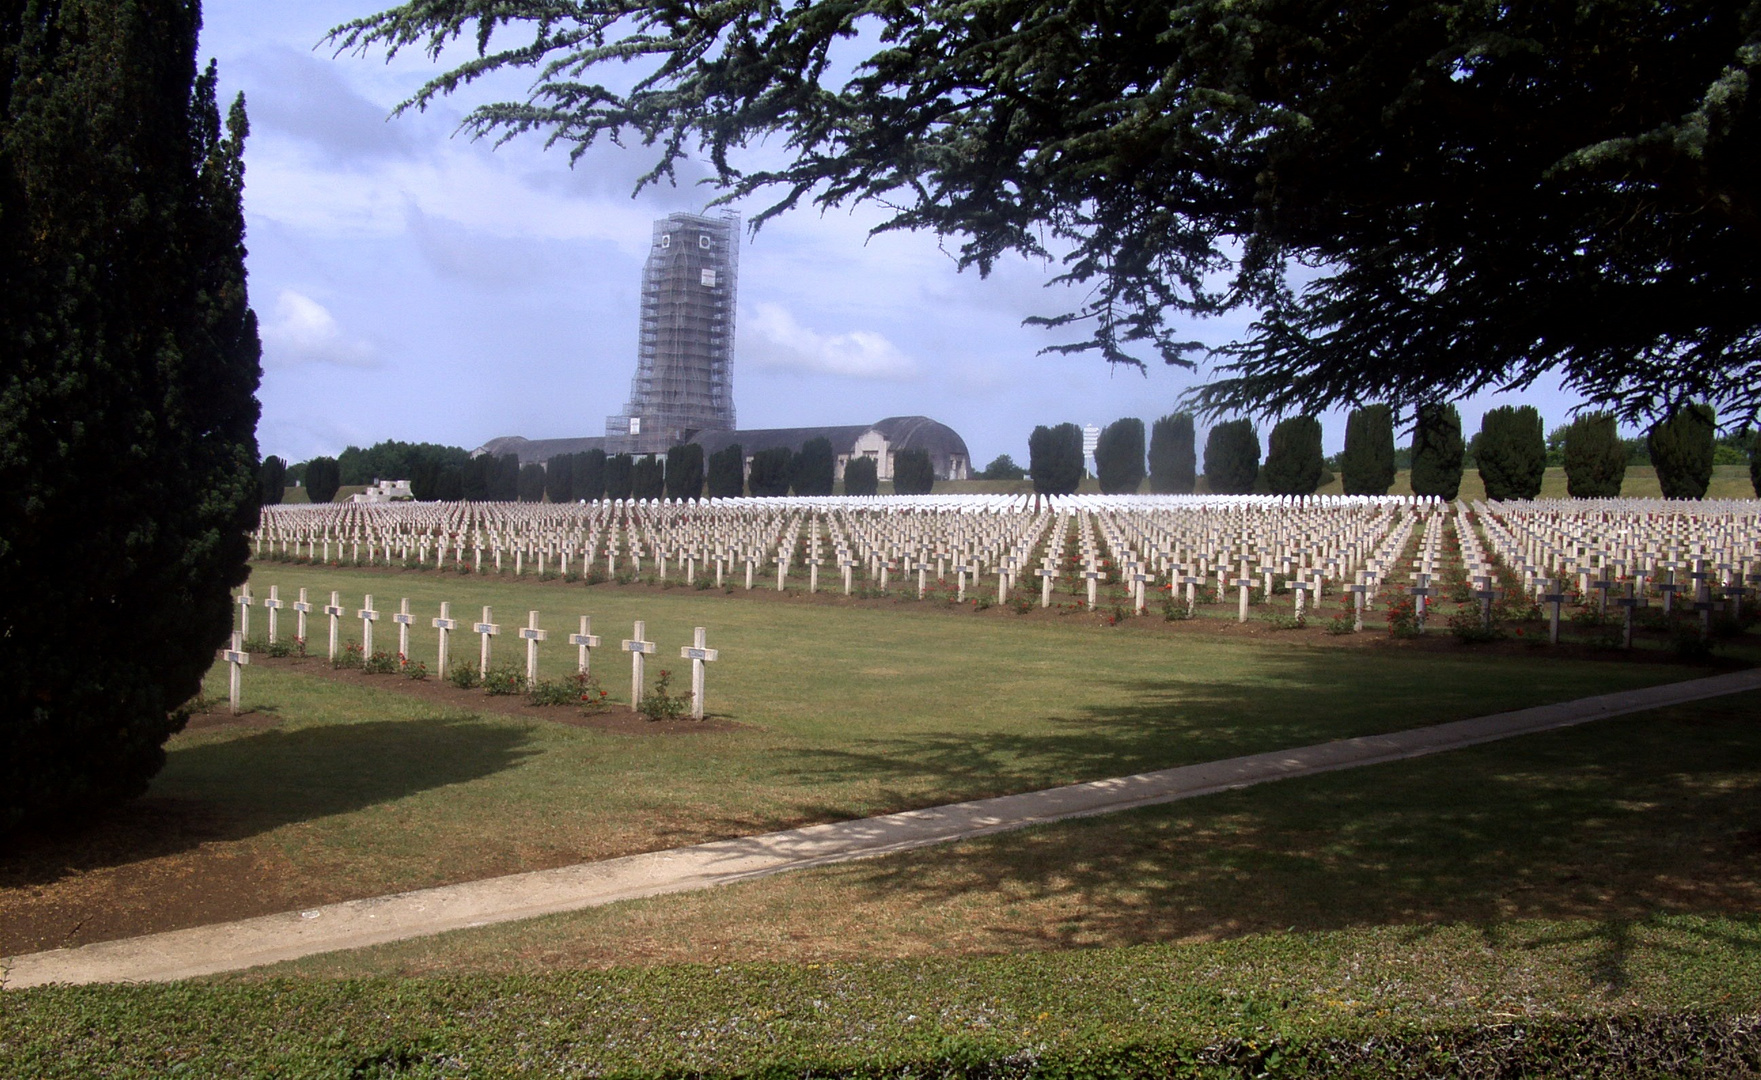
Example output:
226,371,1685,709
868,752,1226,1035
203,1,1590,468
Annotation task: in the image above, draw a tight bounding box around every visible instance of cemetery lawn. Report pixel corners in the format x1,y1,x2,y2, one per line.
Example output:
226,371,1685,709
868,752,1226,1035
0,563,1735,956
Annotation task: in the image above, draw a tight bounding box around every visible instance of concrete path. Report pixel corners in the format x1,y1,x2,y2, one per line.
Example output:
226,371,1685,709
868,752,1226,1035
7,668,1759,988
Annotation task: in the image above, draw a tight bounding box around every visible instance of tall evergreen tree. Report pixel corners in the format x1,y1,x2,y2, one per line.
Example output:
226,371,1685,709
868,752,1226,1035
1648,403,1716,499
1094,418,1146,494
706,444,744,498
1147,412,1197,494
630,455,665,499
1,5,261,831
304,457,342,503
1261,416,1324,495
491,453,521,501
1028,424,1084,495
460,455,493,501
1202,420,1260,494
747,447,792,496
1751,431,1760,498
843,456,878,496
433,464,463,501
603,453,634,500
258,455,287,506
664,443,704,500
1409,404,1464,500
791,437,836,496
892,449,935,495
517,462,547,502
1339,405,1396,495
1476,405,1547,500
576,448,606,501
1562,412,1627,497
978,454,1025,481
543,453,574,503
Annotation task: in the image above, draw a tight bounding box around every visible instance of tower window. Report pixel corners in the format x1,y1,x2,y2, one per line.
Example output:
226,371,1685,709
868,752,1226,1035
698,234,711,249
660,235,670,248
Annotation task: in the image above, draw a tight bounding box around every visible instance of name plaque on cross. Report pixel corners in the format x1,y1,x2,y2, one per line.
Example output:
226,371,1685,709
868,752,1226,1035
623,620,657,709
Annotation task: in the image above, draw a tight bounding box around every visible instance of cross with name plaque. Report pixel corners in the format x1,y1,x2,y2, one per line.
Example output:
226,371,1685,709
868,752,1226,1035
569,616,601,674
322,591,345,661
358,595,379,655
237,585,253,639
432,602,458,673
293,587,313,645
473,606,499,679
679,627,719,720
393,598,415,659
518,611,547,687
222,631,250,716
622,620,657,709
264,585,283,644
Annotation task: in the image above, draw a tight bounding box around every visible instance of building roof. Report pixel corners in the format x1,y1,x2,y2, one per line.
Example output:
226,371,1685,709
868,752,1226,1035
871,416,971,461
476,416,969,464
689,425,872,457
473,435,608,464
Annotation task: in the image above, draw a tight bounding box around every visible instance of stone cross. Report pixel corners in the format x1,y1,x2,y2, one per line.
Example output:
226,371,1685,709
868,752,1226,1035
1615,583,1645,649
222,631,250,716
679,626,720,720
323,590,345,661
473,605,499,679
1235,575,1254,623
432,602,457,674
518,611,547,688
237,585,252,639
622,620,656,709
569,616,601,675
1036,564,1057,608
358,594,379,655
293,587,312,645
263,585,282,644
1540,581,1567,644
393,598,415,659
1347,582,1368,632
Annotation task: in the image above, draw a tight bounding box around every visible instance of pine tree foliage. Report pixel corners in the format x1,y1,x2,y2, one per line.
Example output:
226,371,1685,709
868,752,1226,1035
746,447,792,496
842,456,878,496
334,1,1761,426
577,448,607,501
791,437,836,496
1094,418,1146,494
892,449,935,495
517,462,547,502
1148,412,1197,494
979,454,1025,481
1410,404,1465,500
259,456,287,506
706,444,744,498
1751,432,1761,497
1649,403,1717,499
1477,405,1547,500
305,457,342,504
1,2,261,831
1261,416,1324,495
1340,405,1396,495
1202,420,1260,495
1028,424,1084,495
543,453,575,503
603,453,634,500
630,456,665,499
1562,412,1628,497
664,443,704,500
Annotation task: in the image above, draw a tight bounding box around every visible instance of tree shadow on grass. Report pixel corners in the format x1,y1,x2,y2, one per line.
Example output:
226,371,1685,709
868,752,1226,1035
0,716,539,891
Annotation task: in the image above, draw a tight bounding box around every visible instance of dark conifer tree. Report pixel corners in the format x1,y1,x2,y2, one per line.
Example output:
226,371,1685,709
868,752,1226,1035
1339,405,1396,495
630,455,665,499
1202,420,1260,494
1476,405,1547,500
434,464,464,501
664,443,704,499
892,449,935,494
603,453,634,500
1409,404,1464,500
979,454,1025,481
517,462,547,502
706,444,745,497
1147,412,1197,494
843,456,878,496
576,449,607,501
491,453,521,500
460,455,493,501
1094,418,1146,494
1,6,261,831
791,437,836,496
304,457,342,503
1562,412,1627,497
1649,403,1716,499
1028,424,1083,494
747,447,792,496
259,456,287,506
543,453,575,503
1261,416,1324,495
1751,431,1760,498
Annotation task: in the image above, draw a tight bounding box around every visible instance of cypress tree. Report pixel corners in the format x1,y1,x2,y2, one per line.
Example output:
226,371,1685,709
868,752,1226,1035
1410,403,1465,500
409,459,438,501
259,456,287,506
630,455,665,499
1648,403,1715,499
577,448,607,501
664,443,704,500
544,453,575,503
1028,423,1084,494
1562,412,1627,497
1147,412,1197,494
491,453,521,501
305,457,342,503
434,464,463,501
1261,416,1324,495
460,455,493,501
843,456,878,496
517,462,547,502
1,5,261,831
1202,420,1260,494
1476,405,1546,500
791,437,836,496
892,449,935,494
1339,405,1396,495
706,444,744,498
603,453,634,500
1094,418,1146,494
747,447,793,496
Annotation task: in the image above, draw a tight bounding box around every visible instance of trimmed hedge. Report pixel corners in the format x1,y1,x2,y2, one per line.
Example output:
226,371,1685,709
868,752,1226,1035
1202,419,1260,494
1563,412,1627,497
665,443,705,500
1476,404,1546,500
1410,403,1464,500
707,443,745,498
892,448,935,494
1029,423,1084,494
1148,412,1197,494
1649,402,1716,500
1261,416,1324,495
1338,405,1395,495
1095,417,1146,494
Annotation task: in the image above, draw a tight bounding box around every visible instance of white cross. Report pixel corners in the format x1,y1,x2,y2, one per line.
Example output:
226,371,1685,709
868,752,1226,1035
292,587,312,645
237,585,252,638
473,606,499,678
393,598,415,660
518,611,547,687
679,626,719,720
568,616,601,675
358,594,379,655
432,602,457,674
622,620,656,709
221,631,250,716
323,591,345,661
263,585,282,644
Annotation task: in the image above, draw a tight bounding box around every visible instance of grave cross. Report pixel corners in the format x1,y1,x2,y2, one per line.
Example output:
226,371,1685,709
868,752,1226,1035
432,602,457,674
264,585,283,645
569,616,601,674
518,611,547,688
679,626,719,720
237,585,252,639
393,598,415,659
1540,582,1567,644
1036,564,1058,608
323,591,345,661
1615,583,1645,649
222,631,250,716
473,606,500,679
622,620,657,709
293,587,313,646
358,594,379,655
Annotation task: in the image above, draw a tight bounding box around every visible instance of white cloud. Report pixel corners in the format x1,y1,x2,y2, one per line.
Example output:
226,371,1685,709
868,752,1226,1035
260,289,376,367
743,302,919,381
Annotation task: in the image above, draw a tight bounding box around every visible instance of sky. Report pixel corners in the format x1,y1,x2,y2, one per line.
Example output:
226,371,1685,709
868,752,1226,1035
203,1,1592,469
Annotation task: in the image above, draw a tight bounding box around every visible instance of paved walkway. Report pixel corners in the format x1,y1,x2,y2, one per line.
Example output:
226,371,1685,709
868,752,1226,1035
6,668,1759,988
